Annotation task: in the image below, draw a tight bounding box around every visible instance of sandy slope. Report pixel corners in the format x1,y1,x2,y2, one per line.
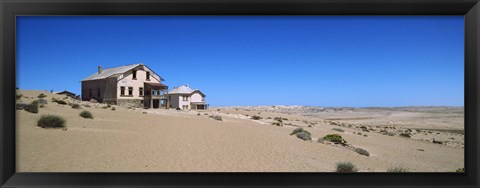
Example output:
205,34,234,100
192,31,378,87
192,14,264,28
16,90,463,172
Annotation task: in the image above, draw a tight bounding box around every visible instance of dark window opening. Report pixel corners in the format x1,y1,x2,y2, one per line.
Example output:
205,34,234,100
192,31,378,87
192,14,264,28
146,72,150,80
120,86,125,96
97,88,100,97
128,87,133,96
89,89,92,97
132,70,137,79
139,87,144,96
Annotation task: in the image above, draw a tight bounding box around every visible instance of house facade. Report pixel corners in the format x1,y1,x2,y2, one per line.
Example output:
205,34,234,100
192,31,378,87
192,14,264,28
167,84,208,110
81,64,168,108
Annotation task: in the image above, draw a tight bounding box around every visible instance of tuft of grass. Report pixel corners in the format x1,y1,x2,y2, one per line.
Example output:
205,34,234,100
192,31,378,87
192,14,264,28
56,100,67,105
332,128,345,132
37,115,66,128
79,110,93,119
290,128,307,135
209,115,222,121
336,162,358,173
24,101,39,113
111,107,116,111
272,122,283,126
323,134,347,144
251,115,262,120
354,148,370,156
71,103,81,109
387,166,409,173
399,133,411,138
295,131,312,141
37,93,47,98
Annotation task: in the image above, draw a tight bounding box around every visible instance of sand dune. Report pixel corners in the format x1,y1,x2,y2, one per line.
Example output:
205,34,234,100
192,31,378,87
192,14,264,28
16,90,464,172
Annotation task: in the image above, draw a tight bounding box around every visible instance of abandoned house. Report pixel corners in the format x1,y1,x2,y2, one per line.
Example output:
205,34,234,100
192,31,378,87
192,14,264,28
167,84,208,110
81,64,169,108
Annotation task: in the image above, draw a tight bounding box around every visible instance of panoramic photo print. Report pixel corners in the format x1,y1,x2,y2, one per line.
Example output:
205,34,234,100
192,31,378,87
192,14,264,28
15,16,464,172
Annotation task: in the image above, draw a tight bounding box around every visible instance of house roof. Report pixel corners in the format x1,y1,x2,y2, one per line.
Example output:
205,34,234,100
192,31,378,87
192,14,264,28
168,84,206,96
81,64,165,82
168,84,194,94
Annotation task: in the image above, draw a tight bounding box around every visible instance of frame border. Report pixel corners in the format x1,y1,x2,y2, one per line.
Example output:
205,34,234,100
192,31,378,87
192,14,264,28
1,0,479,187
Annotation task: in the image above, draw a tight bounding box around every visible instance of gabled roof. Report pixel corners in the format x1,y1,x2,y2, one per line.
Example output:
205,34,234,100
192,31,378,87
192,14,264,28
168,84,206,97
81,64,165,82
168,84,194,94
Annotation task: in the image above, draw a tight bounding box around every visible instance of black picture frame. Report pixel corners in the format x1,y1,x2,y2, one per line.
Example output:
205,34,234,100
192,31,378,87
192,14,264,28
1,0,479,187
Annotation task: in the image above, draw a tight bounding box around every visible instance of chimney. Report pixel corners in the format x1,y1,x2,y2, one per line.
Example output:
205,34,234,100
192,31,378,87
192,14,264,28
185,84,189,88
98,66,102,74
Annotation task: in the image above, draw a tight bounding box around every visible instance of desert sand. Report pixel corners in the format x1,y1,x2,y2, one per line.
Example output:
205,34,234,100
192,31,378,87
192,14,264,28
16,90,464,172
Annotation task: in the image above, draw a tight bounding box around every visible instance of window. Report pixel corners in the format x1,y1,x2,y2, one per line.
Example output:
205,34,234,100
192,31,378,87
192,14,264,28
89,89,92,97
128,87,133,96
132,70,137,79
97,88,100,97
146,72,150,80
182,95,189,101
139,87,144,96
120,86,125,96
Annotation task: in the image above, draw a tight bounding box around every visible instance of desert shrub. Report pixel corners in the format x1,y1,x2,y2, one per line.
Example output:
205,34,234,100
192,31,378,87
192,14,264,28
107,104,111,108
323,134,346,144
354,148,370,156
84,104,91,108
209,115,222,121
37,115,66,128
24,102,39,114
455,168,465,173
37,93,47,98
272,122,283,126
274,117,283,122
251,115,262,120
30,100,40,107
111,107,116,111
36,99,48,105
16,103,27,110
336,162,358,173
71,103,81,109
56,100,67,105
39,104,45,108
332,128,345,132
282,118,288,121
387,166,409,173
217,109,220,111
387,132,396,136
176,107,181,110
266,117,272,119
102,106,109,109
51,97,58,102
79,110,93,119
16,94,23,100
295,132,312,141
399,133,411,138
290,128,307,135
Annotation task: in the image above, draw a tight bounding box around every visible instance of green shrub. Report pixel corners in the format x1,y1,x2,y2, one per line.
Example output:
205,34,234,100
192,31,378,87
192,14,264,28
295,132,312,141
251,115,262,120
37,115,66,128
290,128,307,135
399,133,411,138
323,134,347,144
71,103,81,109
79,110,93,119
16,94,23,100
37,93,47,98
387,166,409,173
336,162,358,172
354,148,370,156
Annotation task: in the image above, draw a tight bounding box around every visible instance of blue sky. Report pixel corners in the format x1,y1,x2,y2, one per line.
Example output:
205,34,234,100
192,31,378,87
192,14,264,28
16,16,464,107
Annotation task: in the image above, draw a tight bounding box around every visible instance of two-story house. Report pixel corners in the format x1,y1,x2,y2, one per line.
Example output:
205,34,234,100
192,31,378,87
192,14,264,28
167,84,208,110
81,64,169,108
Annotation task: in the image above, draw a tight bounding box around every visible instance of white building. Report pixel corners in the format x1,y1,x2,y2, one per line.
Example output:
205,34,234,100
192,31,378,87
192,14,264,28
167,84,208,110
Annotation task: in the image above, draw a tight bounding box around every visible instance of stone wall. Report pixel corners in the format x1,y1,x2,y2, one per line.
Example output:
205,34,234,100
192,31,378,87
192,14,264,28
117,99,144,108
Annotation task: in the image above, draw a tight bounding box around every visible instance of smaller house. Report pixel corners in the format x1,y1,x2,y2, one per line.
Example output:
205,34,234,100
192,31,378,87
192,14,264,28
54,90,77,99
167,84,208,110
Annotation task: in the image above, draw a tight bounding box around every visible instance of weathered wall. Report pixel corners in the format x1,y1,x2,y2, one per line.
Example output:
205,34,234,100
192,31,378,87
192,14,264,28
117,99,144,108
191,92,204,103
117,68,161,99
